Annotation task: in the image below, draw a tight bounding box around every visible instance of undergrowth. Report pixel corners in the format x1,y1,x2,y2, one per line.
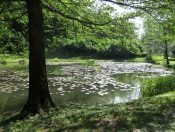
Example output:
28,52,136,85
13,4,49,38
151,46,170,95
142,76,175,97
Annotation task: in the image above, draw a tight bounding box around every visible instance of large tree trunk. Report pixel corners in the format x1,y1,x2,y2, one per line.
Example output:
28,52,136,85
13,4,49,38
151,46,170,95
20,0,55,116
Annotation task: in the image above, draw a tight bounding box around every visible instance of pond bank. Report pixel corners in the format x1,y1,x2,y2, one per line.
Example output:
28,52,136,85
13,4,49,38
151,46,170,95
1,91,175,131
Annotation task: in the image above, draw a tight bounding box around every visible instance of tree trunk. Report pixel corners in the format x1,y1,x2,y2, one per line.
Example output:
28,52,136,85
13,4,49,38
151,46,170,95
164,39,169,66
20,0,55,116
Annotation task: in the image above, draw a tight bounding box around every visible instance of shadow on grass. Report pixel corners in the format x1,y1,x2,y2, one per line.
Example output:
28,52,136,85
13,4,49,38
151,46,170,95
0,113,20,127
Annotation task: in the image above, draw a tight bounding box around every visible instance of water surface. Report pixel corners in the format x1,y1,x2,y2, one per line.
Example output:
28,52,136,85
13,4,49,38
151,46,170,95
0,62,171,113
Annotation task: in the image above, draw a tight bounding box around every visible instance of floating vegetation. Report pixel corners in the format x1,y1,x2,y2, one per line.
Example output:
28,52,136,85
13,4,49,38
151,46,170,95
0,62,172,107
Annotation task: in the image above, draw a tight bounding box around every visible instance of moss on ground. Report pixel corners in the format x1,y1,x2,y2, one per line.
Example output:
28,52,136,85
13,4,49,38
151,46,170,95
0,91,175,132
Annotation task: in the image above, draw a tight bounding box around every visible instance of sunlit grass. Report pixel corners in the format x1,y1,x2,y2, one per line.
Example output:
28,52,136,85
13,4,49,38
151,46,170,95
46,57,86,63
0,54,28,62
0,63,28,71
152,54,175,65
152,54,164,62
157,90,175,99
132,57,145,62
1,54,175,71
130,54,175,67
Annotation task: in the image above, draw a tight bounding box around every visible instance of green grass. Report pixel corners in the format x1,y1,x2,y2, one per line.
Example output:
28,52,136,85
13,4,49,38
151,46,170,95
0,63,27,71
132,57,145,62
152,54,164,62
152,54,175,66
1,91,175,131
0,54,99,72
0,54,28,64
129,55,175,67
46,57,85,63
82,59,97,66
0,54,28,72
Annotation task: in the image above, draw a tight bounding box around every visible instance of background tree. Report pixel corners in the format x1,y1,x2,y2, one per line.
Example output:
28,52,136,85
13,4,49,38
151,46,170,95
141,8,175,66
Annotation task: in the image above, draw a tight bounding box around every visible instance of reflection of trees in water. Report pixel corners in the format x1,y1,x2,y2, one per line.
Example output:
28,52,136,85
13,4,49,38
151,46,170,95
113,73,149,103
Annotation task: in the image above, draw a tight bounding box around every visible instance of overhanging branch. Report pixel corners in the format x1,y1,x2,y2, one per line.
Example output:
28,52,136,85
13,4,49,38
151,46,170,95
102,0,166,11
43,3,111,26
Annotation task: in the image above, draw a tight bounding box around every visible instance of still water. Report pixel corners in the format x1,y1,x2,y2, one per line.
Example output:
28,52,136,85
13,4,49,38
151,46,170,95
0,63,170,113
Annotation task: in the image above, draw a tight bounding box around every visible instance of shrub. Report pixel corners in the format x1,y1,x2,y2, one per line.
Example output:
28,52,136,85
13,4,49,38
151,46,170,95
47,65,62,76
144,55,156,63
141,76,175,97
83,59,96,67
18,60,25,65
0,60,7,65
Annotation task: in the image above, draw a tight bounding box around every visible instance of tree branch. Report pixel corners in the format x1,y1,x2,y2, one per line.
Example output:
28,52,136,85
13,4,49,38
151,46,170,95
43,3,111,26
102,0,166,11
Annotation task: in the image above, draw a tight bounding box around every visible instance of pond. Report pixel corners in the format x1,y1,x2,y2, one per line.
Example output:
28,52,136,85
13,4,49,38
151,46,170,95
0,62,172,113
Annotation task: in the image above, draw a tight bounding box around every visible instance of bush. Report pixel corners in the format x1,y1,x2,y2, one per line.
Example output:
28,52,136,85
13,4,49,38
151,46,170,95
141,76,175,97
47,65,62,76
144,55,156,63
18,60,25,65
83,59,96,67
98,44,136,59
0,60,7,65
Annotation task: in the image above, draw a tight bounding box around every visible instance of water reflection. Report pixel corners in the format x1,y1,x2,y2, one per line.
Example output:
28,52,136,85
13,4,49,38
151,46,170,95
112,72,160,103
0,63,171,113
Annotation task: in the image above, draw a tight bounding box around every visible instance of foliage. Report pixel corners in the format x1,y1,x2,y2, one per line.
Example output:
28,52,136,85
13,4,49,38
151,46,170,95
18,60,25,65
141,10,175,66
0,2,28,53
47,65,62,76
144,55,156,63
0,60,7,65
0,0,142,58
82,59,96,67
152,54,164,62
141,76,175,97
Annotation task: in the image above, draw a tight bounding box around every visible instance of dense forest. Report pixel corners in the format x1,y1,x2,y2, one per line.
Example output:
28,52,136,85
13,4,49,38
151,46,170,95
0,0,175,131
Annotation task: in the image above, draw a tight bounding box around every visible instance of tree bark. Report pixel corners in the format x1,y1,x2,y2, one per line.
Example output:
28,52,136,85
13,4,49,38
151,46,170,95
164,39,169,66
20,0,55,116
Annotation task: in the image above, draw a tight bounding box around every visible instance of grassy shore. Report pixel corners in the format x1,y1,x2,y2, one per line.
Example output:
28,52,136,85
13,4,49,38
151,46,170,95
131,54,175,66
1,53,175,65
0,91,175,131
